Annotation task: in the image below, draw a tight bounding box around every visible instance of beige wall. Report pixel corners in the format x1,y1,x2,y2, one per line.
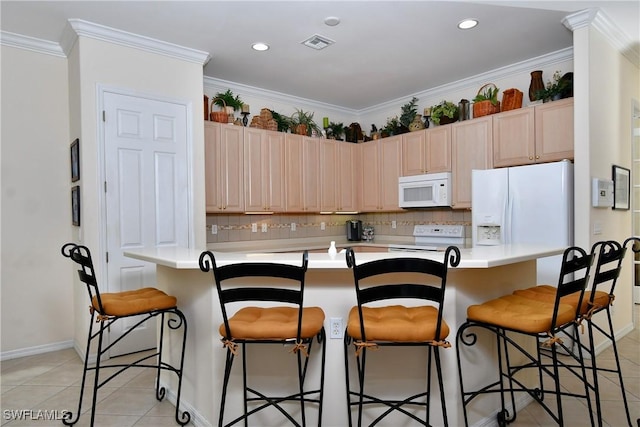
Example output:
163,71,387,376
66,35,206,354
573,23,639,345
1,46,73,354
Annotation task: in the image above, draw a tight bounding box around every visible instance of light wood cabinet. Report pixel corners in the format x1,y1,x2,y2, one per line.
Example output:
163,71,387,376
402,126,451,175
534,98,574,163
204,122,244,213
243,128,286,212
451,116,493,209
493,98,573,168
492,107,535,167
361,136,403,212
285,134,321,212
320,140,360,212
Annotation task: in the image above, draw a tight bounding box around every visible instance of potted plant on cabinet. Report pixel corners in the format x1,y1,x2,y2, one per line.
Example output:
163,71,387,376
213,89,243,113
535,71,569,102
269,110,291,133
430,100,459,125
399,97,419,128
327,122,345,140
290,108,321,136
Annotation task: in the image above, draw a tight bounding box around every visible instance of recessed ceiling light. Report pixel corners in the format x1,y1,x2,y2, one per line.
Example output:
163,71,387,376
324,16,340,26
252,42,269,51
458,19,478,30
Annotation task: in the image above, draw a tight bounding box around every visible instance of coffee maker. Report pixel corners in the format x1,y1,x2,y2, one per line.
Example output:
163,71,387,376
346,220,363,241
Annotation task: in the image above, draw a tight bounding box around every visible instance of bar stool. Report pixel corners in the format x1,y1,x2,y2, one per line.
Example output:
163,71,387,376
456,245,594,427
513,238,639,427
343,246,461,427
198,250,326,427
60,243,190,426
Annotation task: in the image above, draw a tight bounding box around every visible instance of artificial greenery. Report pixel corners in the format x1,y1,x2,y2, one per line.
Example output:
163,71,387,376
382,116,401,135
213,89,243,111
399,97,419,127
269,110,291,133
290,108,322,136
430,101,458,125
327,122,345,140
473,85,500,106
535,70,568,102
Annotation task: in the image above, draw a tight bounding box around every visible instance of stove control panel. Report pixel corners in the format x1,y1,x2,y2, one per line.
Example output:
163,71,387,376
413,224,464,238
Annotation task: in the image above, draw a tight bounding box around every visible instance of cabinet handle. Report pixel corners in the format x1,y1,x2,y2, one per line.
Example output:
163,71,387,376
529,156,533,160
535,155,540,159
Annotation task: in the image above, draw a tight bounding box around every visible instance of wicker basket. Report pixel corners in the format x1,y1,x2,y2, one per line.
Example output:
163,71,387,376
501,88,523,112
209,98,229,123
473,83,501,118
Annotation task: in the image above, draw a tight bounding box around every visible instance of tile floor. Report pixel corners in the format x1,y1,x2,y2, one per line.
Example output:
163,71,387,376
1,307,638,427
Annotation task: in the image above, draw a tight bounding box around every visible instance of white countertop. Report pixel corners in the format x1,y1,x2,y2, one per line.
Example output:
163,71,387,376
123,243,565,270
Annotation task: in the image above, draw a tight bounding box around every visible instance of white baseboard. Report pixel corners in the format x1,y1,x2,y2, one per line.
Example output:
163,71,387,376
592,321,635,355
159,379,211,427
471,394,534,427
0,340,74,361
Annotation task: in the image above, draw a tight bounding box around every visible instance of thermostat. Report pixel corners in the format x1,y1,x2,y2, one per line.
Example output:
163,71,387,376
592,178,614,208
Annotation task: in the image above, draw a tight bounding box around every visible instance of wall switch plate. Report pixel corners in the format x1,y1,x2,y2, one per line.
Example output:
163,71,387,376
251,223,257,233
261,223,268,233
211,224,217,235
391,220,397,229
321,222,326,231
291,222,296,231
329,317,343,339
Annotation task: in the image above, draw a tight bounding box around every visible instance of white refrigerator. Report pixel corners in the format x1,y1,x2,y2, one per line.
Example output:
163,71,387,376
472,160,574,285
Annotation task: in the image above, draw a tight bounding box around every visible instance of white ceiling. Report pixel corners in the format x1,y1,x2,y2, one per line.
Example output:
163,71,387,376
1,1,638,110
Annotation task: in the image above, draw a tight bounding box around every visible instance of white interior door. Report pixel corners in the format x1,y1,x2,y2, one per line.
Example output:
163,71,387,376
103,91,190,355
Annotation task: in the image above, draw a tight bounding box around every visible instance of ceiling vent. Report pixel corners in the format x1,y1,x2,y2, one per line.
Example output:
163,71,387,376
301,34,335,50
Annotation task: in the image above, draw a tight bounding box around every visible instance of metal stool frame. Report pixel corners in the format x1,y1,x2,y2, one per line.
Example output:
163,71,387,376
199,250,326,427
61,243,190,426
344,246,461,427
577,238,638,427
456,246,594,427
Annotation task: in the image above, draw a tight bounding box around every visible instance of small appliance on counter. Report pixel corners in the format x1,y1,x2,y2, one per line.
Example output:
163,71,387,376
362,226,375,242
346,220,363,241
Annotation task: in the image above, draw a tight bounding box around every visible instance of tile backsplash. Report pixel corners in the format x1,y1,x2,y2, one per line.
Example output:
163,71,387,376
206,209,471,243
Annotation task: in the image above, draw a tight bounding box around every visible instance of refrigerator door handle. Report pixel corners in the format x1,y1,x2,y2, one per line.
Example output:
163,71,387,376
505,189,513,244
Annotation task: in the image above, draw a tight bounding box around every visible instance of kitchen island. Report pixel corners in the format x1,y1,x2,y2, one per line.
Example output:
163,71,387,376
124,244,564,427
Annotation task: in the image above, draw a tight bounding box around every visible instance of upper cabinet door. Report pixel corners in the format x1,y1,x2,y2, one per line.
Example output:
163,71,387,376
451,116,493,209
402,127,451,176
320,139,338,212
493,107,535,167
244,128,286,212
379,136,402,211
205,122,244,213
535,98,574,163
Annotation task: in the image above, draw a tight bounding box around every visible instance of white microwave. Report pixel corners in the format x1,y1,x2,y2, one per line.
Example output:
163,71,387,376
398,172,452,208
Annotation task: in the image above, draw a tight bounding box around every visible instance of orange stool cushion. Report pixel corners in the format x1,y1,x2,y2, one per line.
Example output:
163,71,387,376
220,306,325,340
467,294,576,334
346,305,449,342
513,285,610,315
92,287,177,317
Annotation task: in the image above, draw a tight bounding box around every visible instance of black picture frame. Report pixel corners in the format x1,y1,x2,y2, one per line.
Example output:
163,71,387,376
71,185,81,226
612,165,630,210
70,138,80,182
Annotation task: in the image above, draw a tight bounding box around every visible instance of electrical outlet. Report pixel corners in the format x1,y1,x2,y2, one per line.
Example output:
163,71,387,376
321,222,326,231
291,222,296,231
392,220,397,229
261,223,268,233
211,224,218,235
251,223,257,233
329,317,343,339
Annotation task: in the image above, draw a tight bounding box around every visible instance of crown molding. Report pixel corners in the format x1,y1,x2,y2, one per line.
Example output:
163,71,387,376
63,19,211,65
0,31,66,58
205,48,573,117
563,8,639,67
204,76,357,116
